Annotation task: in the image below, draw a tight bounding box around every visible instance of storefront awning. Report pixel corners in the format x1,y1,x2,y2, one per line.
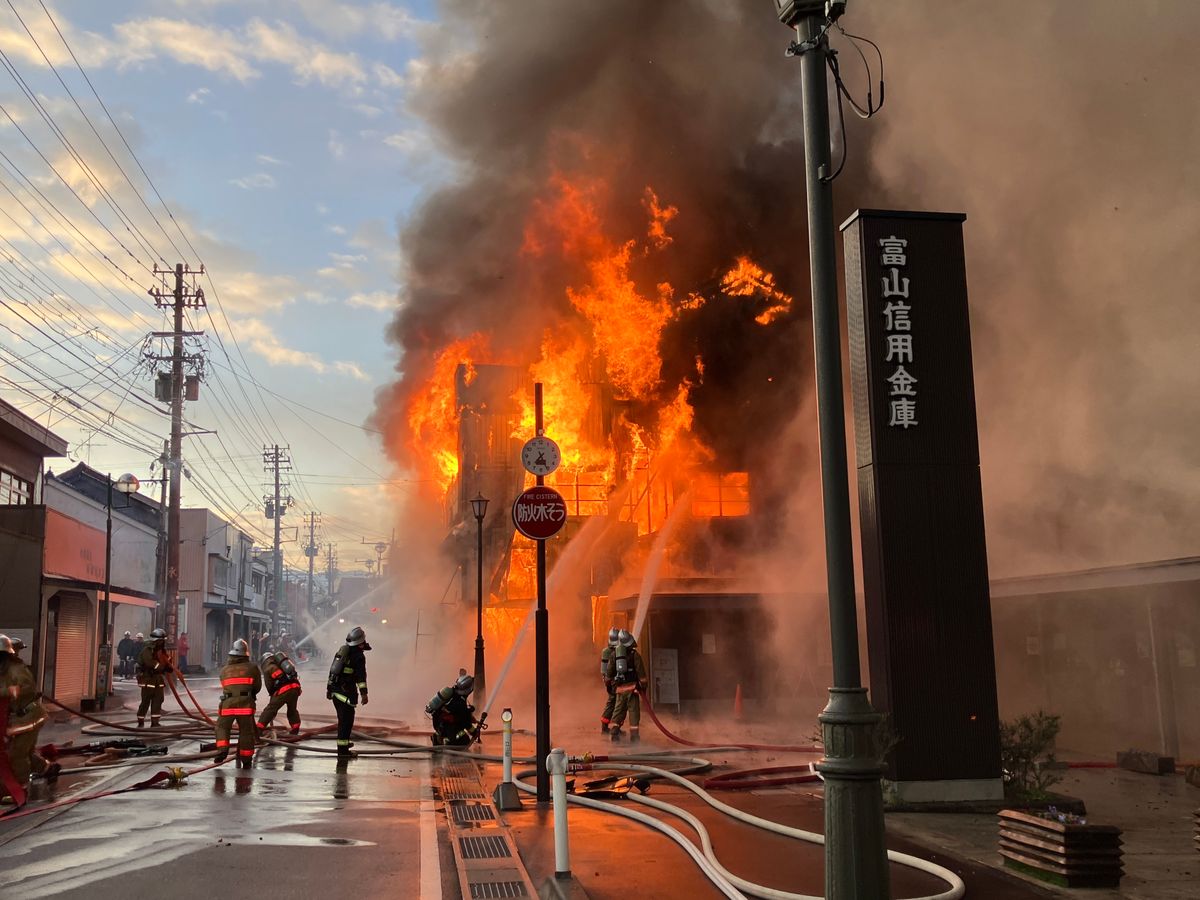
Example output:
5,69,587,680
111,592,156,609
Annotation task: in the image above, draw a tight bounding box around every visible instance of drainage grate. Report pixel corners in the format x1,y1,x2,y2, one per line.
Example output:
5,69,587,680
442,777,485,800
443,763,477,779
452,801,496,824
459,835,512,859
469,882,527,898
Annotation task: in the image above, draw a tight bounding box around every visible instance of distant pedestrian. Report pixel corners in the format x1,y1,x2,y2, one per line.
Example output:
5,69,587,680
250,632,260,658
131,632,145,670
116,631,135,680
177,632,190,671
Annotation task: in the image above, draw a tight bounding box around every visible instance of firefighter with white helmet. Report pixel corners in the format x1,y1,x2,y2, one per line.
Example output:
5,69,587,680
327,626,370,757
135,628,171,728
426,672,484,746
214,638,261,767
607,629,646,742
257,649,302,736
599,626,620,735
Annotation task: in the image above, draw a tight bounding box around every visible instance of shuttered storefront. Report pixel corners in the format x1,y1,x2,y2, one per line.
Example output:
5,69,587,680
53,593,91,709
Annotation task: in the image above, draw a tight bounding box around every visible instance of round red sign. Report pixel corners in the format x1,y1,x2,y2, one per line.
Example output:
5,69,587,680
511,486,568,540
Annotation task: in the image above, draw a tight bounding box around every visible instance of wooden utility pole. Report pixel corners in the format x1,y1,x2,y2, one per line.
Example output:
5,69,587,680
150,264,204,645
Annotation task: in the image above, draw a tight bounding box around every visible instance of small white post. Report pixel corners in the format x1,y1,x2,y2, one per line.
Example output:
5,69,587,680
547,747,570,879
502,709,514,784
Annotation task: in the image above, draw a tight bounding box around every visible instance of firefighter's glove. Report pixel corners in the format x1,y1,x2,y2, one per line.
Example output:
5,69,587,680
326,689,333,700
360,693,369,706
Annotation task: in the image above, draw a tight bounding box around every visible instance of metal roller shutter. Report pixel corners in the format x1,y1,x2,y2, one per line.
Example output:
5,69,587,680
53,595,90,709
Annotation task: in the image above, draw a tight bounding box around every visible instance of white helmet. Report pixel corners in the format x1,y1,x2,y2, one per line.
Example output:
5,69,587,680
618,629,636,649
607,627,620,648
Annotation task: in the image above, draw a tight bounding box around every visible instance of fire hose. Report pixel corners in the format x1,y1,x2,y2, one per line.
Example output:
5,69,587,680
513,756,966,900
639,691,822,753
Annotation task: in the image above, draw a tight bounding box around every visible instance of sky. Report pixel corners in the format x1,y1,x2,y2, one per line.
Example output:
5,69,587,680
0,0,441,573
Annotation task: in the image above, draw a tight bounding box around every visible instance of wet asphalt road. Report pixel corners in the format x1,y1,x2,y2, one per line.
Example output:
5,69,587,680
0,740,455,900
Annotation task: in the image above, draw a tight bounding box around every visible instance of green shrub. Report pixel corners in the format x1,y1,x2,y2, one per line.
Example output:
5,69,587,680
1000,710,1063,800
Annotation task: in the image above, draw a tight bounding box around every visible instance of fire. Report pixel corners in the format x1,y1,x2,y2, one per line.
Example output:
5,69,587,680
721,255,794,325
405,334,489,495
395,171,790,608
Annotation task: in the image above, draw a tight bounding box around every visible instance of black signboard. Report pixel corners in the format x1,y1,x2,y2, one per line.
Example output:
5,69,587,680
843,209,1001,789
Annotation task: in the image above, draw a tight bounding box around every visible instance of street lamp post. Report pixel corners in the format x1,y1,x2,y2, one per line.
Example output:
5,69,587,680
470,493,489,710
773,2,890,898
103,472,140,704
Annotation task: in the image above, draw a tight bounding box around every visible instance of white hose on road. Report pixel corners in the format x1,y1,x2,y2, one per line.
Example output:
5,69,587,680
515,757,966,900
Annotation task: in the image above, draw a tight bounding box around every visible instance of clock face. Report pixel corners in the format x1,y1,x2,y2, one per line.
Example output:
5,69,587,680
521,436,561,476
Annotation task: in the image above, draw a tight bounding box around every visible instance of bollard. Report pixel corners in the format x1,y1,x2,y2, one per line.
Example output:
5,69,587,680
547,747,570,879
491,708,523,810
503,707,514,784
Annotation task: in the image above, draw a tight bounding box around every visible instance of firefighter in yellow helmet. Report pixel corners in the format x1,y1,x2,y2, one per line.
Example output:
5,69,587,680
135,628,171,728
1,634,49,805
607,629,646,743
257,650,302,737
214,638,261,768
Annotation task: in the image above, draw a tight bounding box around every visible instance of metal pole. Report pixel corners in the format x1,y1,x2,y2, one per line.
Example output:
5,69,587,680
794,9,890,898
102,473,113,697
547,747,571,879
473,509,487,712
534,382,551,803
502,711,514,784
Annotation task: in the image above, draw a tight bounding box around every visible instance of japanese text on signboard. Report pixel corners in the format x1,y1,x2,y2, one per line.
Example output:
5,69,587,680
879,235,917,428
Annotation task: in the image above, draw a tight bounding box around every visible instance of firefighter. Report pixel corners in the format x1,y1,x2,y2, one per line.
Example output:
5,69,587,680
599,627,620,735
214,638,261,768
426,673,483,746
5,638,58,782
327,626,370,758
257,650,302,736
1,634,50,802
607,629,646,742
135,628,171,728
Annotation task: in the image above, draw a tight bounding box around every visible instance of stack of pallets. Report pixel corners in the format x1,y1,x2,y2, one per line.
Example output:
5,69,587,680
998,809,1123,888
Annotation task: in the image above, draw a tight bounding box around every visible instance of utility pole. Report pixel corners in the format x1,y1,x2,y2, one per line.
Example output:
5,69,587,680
150,264,204,645
262,445,292,636
326,543,337,609
304,511,321,619
153,439,168,620
775,3,889,898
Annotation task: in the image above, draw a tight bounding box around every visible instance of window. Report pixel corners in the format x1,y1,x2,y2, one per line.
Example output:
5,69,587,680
691,472,750,518
0,469,33,505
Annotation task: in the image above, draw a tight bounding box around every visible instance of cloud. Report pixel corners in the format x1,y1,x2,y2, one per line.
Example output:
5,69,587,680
372,62,405,89
239,317,369,380
328,129,346,160
346,290,394,311
352,103,384,118
255,153,285,166
243,18,367,89
229,172,277,190
110,18,261,82
327,224,347,235
186,87,211,104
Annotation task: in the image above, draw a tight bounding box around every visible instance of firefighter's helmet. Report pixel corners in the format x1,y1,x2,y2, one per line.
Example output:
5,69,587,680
607,627,620,647
228,638,250,657
454,673,475,696
135,632,144,640
123,630,132,638
346,626,367,647
260,651,278,669
11,637,26,652
0,634,13,654
618,629,636,649
149,628,167,641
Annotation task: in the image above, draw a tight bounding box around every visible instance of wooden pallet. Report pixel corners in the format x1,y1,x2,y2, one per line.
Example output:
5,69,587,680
998,809,1123,889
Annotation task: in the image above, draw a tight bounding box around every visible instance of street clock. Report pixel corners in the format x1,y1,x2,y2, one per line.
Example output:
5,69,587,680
520,436,561,477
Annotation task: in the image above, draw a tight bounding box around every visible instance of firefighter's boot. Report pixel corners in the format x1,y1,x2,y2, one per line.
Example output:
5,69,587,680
629,726,640,744
600,719,610,736
610,726,623,743
137,718,145,728
337,745,357,759
150,718,161,728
